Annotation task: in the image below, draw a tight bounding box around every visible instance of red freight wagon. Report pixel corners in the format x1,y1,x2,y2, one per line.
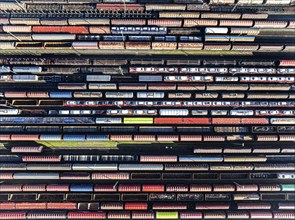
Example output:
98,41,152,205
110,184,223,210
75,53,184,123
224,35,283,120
167,185,189,192
61,26,89,34
94,184,117,192
288,21,295,28
22,184,46,191
0,18,9,25
259,184,281,191
279,135,295,141
0,173,13,180
11,146,43,153
236,185,258,192
22,155,61,162
180,211,203,219
0,135,11,141
241,118,269,124
32,26,61,33
118,184,141,192
196,204,230,209
15,202,46,210
279,60,295,66
157,135,179,141
204,43,232,50
92,173,129,180
213,185,235,192
249,211,273,219
101,202,123,210
178,42,203,50
242,13,268,19
227,211,252,218
152,42,177,50
140,155,177,162
3,25,32,33
154,118,210,124
256,135,279,141
60,173,90,180
111,19,146,25
148,84,177,90
153,203,187,210
4,92,27,98
0,211,26,219
190,185,212,192
142,184,164,192
0,185,22,192
180,135,202,141
134,135,156,141
89,26,111,34
119,83,147,90
203,135,226,141
237,203,271,210
219,20,254,27
99,41,124,49
27,92,49,98
148,19,182,27
96,4,144,11
132,211,154,219
68,211,106,219
185,118,211,124
177,84,205,90
26,212,67,219
110,135,133,141
212,118,241,124
46,184,70,192
273,212,295,219
254,20,288,28
203,211,226,218
40,19,67,25
107,211,131,219
10,134,39,141
183,19,218,27
0,203,15,210
126,42,151,50
125,203,148,210
232,44,259,51
47,203,77,210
